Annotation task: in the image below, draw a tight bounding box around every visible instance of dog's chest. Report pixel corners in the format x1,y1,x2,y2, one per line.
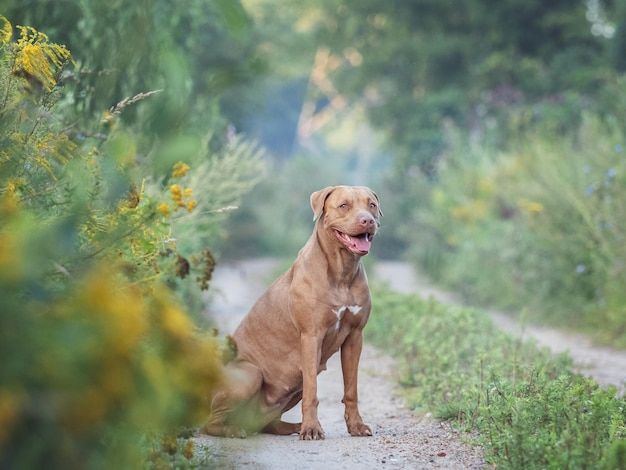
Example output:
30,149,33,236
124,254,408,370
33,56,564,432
318,301,366,364
331,304,362,330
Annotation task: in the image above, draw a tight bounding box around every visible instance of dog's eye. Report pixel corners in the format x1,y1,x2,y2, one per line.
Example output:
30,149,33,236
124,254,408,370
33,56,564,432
369,203,377,210
339,203,348,209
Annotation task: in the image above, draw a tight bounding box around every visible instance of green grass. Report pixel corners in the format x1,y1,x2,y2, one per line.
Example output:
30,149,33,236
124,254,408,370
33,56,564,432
367,285,626,469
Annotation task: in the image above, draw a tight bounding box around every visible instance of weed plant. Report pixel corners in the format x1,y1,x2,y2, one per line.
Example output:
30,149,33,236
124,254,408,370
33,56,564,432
367,286,626,469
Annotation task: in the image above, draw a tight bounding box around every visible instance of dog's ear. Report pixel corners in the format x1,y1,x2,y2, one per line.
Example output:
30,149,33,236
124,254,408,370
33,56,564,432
310,186,336,221
370,190,383,217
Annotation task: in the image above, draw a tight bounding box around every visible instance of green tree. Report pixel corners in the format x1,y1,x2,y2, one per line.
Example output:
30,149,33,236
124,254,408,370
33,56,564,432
308,0,616,173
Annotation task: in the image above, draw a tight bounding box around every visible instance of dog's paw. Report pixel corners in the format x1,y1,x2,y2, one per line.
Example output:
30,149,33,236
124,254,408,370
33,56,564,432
299,421,325,440
347,421,372,437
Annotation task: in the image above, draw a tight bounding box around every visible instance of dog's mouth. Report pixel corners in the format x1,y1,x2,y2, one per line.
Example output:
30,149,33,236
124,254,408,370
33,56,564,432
334,230,374,255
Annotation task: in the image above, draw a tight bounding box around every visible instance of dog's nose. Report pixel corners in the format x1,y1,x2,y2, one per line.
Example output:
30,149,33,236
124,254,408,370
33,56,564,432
359,214,375,228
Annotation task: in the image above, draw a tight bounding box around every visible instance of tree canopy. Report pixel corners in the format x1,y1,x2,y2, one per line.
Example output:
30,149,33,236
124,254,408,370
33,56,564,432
303,0,624,172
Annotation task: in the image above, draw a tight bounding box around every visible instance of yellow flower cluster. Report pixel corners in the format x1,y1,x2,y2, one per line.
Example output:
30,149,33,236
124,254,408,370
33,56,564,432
24,264,222,437
449,199,489,223
172,161,190,177
0,226,22,283
156,202,170,217
32,133,78,179
0,390,19,444
9,21,75,92
170,184,196,213
1,178,25,214
59,267,148,432
0,15,11,44
157,162,197,217
0,17,225,466
517,198,544,214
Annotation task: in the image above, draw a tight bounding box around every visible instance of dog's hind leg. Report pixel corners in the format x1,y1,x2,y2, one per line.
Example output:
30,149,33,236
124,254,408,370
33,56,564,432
261,391,303,436
200,361,263,438
262,420,301,435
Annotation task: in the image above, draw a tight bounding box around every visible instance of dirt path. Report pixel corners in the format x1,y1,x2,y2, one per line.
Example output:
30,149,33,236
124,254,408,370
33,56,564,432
195,258,486,469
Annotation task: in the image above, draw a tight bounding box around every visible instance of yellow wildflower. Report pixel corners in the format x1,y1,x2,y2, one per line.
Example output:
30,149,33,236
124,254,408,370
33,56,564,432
157,202,170,217
0,232,22,282
100,110,115,126
0,196,17,215
517,199,544,214
183,439,195,459
13,24,74,91
87,147,99,158
63,387,107,433
184,187,192,198
477,176,494,195
160,303,194,340
0,16,12,44
36,133,78,165
186,200,197,213
161,435,178,455
172,161,190,178
449,199,488,222
78,266,148,356
0,390,21,443
2,178,24,213
170,184,183,202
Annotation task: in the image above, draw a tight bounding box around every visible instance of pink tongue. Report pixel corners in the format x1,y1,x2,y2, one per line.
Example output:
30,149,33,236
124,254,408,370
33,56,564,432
351,235,371,253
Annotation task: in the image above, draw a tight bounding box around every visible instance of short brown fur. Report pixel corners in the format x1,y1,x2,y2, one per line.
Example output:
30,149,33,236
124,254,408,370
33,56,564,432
201,185,382,440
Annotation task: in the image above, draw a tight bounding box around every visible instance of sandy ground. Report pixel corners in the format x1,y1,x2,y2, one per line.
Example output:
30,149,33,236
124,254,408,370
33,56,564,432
195,258,486,469
195,257,626,468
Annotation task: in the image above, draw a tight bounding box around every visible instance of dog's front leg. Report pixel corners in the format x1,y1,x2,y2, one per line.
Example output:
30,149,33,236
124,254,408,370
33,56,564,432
299,333,325,440
341,329,372,436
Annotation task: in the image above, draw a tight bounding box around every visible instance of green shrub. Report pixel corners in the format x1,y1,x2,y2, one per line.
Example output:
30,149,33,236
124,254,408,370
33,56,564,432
0,17,262,468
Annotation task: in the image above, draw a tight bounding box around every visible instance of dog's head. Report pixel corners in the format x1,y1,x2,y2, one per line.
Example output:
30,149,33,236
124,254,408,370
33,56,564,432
310,185,382,256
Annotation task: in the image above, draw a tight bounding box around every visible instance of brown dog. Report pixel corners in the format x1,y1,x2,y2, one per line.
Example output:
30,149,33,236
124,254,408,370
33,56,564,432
201,185,382,440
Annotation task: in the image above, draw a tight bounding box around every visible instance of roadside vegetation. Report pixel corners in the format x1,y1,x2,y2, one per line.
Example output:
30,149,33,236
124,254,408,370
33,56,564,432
367,286,626,469
0,14,262,468
406,109,626,349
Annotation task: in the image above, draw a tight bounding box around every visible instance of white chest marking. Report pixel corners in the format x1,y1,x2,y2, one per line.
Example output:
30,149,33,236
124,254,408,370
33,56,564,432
332,305,362,329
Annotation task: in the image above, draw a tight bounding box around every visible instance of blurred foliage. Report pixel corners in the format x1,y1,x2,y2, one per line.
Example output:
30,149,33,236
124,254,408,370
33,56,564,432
406,111,626,347
3,0,265,144
307,0,623,172
367,286,626,469
0,12,263,468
